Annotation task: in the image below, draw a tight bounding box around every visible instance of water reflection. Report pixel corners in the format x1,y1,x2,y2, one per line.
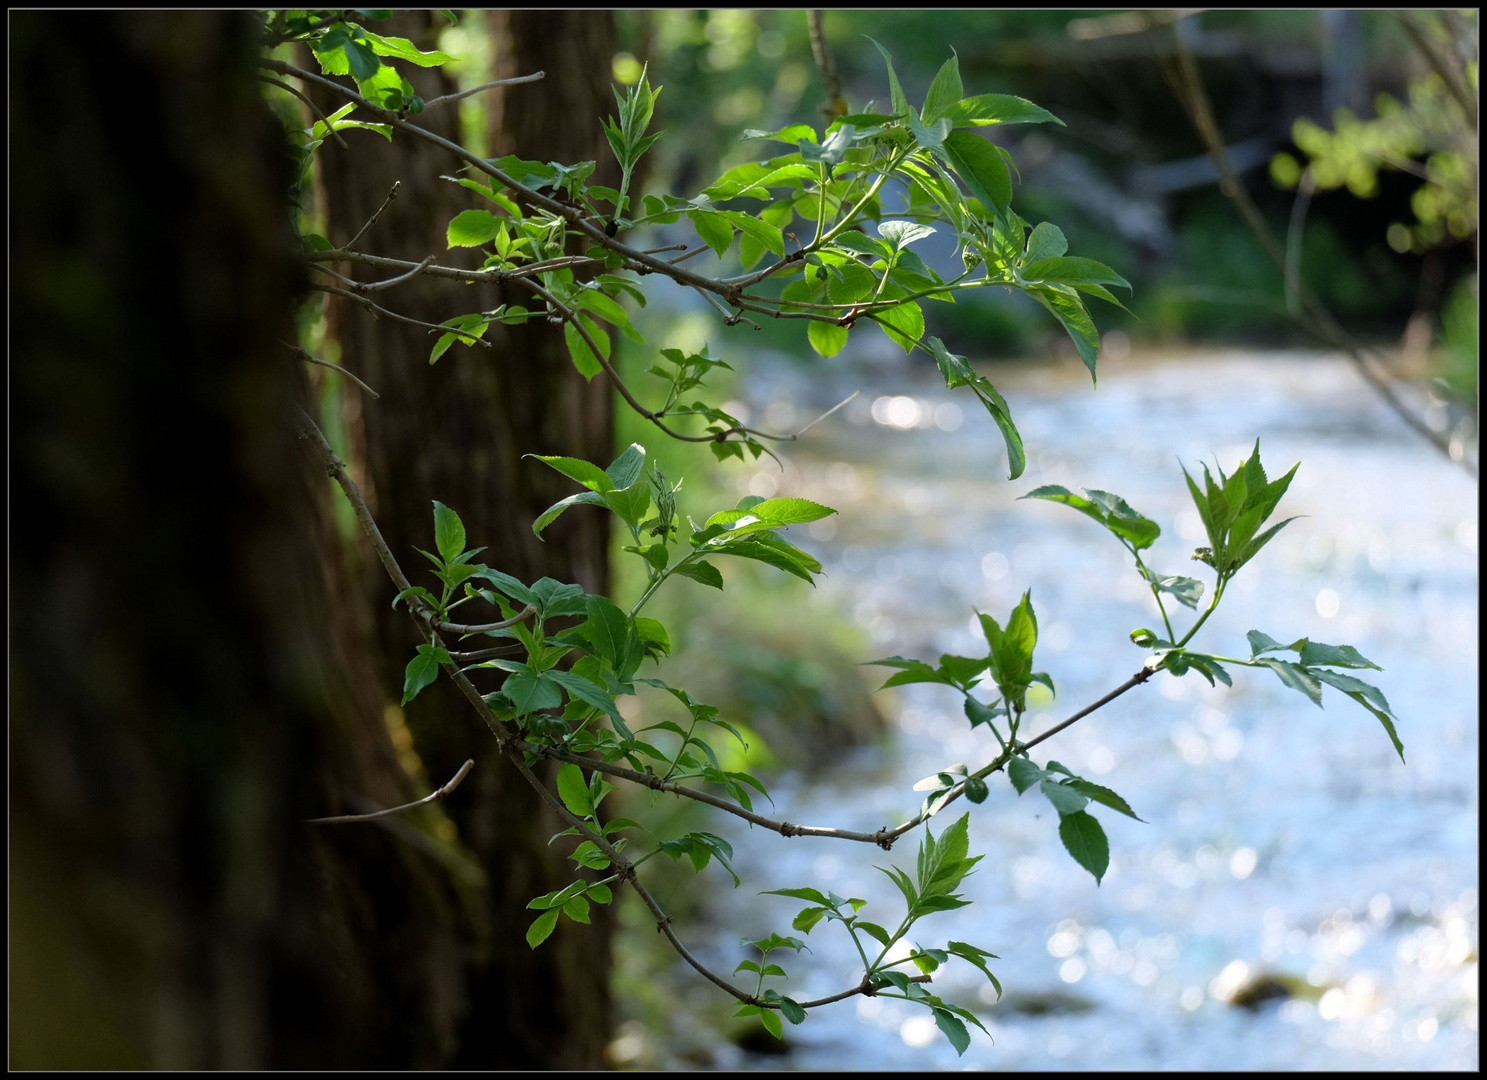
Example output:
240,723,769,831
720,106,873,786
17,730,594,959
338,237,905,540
692,351,1478,1070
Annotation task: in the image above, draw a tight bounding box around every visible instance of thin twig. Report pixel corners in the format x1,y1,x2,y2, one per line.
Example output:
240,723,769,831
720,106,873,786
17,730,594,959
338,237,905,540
282,341,380,399
356,254,436,293
427,603,538,636
669,243,712,265
345,180,401,251
258,75,348,148
1151,18,1476,477
312,284,493,347
307,759,474,824
1284,169,1316,317
793,390,860,437
422,70,546,111
449,644,525,663
258,60,739,299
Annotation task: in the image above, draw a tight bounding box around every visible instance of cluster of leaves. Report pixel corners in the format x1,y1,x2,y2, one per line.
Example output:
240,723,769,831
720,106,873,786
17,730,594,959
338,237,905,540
1027,442,1402,758
268,17,1406,1058
265,9,455,115
322,38,1132,477
763,814,1000,1054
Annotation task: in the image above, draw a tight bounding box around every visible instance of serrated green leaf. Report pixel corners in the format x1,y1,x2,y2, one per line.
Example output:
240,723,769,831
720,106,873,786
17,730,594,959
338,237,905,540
940,130,1011,217
933,1009,971,1055
526,908,560,947
948,93,1062,128
1007,756,1044,794
1255,657,1323,706
1058,810,1109,884
1024,221,1068,263
1065,779,1144,821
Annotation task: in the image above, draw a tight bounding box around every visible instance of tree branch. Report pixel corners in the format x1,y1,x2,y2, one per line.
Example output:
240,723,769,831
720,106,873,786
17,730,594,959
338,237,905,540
281,341,380,399
307,759,474,824
421,70,546,111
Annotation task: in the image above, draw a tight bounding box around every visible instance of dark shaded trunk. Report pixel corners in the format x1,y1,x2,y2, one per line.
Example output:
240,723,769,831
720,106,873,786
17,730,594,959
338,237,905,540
309,11,618,1069
12,10,472,1069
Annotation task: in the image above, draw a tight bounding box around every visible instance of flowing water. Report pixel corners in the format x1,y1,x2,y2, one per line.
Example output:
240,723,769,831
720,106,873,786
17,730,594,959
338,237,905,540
645,347,1477,1071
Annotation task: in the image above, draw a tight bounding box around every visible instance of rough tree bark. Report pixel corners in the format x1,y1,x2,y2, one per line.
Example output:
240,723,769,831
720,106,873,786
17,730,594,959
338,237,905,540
309,11,619,1069
12,10,473,1069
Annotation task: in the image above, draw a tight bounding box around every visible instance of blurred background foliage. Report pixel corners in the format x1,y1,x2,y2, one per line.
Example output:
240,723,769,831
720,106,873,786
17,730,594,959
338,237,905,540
596,9,1476,378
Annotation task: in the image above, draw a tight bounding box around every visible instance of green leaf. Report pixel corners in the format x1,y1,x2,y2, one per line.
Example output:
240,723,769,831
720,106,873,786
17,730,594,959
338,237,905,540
504,669,563,714
1023,256,1131,292
875,300,925,354
778,997,807,1025
1021,485,1160,552
529,454,613,493
933,1008,971,1055
807,318,849,358
526,908,560,948
940,130,1011,217
1247,629,1302,657
583,596,633,668
1310,668,1405,762
963,776,989,803
867,38,910,118
1142,569,1204,609
361,30,455,66
432,500,465,563
758,1008,784,1039
947,93,1062,127
762,886,832,905
1030,287,1100,380
556,762,592,817
1039,778,1090,815
447,209,506,248
720,211,785,257
674,559,724,590
737,497,834,526
921,54,964,123
740,122,819,145
401,644,446,706
563,315,609,381
1058,810,1110,884
687,209,734,256
532,490,606,539
947,941,1002,992
878,219,937,250
1065,779,1144,821
1255,657,1324,707
1298,640,1381,670
1007,756,1044,794
1024,221,1068,263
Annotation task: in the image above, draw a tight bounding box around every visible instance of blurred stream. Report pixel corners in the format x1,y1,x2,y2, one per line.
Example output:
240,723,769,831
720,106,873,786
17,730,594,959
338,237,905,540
649,347,1477,1071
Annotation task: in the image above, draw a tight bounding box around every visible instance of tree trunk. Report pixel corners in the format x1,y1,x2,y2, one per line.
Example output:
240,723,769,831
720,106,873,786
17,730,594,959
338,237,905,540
310,11,618,1069
12,10,473,1069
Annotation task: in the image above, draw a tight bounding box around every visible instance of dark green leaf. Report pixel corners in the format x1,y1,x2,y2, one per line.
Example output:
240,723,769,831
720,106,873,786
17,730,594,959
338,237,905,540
1298,640,1381,671
401,644,445,706
1310,668,1405,761
933,1009,971,1055
1255,657,1323,706
675,559,724,590
1039,778,1090,815
1007,756,1044,795
1066,779,1144,821
1058,810,1110,884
